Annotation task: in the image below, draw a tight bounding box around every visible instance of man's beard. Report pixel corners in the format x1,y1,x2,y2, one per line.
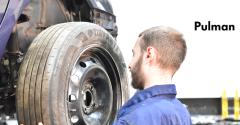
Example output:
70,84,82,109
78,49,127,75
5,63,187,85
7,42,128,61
130,56,145,90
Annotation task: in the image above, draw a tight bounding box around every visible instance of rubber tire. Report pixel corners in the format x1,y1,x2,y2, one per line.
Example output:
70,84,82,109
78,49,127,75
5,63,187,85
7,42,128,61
16,22,129,125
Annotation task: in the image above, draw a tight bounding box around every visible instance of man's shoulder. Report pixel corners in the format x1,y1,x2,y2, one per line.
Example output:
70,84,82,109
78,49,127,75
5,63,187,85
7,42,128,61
130,97,185,115
119,97,191,125
135,97,171,110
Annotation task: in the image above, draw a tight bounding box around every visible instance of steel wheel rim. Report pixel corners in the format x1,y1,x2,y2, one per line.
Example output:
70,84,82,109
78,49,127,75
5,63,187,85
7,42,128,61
67,46,121,125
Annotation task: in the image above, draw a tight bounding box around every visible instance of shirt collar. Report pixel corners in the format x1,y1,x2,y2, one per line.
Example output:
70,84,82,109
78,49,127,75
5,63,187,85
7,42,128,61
117,84,177,118
123,84,177,108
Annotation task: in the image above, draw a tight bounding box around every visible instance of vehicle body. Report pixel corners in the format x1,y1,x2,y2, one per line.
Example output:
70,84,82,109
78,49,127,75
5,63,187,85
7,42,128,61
0,0,128,125
0,0,28,58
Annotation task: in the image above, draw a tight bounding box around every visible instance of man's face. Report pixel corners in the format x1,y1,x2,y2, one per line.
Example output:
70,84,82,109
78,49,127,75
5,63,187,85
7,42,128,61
129,38,145,90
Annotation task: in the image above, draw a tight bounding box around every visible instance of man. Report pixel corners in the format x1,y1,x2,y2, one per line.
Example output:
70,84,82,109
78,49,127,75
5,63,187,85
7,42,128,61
113,26,192,125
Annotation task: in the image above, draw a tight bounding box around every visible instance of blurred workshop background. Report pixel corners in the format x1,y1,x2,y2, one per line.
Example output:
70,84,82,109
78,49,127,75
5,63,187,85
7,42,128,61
111,0,240,124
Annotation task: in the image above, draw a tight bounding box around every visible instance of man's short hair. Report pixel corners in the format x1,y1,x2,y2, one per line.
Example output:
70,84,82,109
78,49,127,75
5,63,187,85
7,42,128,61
139,26,187,70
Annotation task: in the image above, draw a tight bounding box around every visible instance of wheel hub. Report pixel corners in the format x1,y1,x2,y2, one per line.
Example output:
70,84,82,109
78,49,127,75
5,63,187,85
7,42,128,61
82,82,97,114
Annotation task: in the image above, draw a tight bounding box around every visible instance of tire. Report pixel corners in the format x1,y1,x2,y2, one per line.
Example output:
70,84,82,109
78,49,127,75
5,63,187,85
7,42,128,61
16,22,129,125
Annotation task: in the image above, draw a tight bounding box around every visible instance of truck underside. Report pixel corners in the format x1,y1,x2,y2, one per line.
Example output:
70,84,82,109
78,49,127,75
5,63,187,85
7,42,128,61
0,0,128,125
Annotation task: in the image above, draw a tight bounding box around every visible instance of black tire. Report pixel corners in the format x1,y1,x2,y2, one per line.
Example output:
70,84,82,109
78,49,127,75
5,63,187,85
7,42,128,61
16,22,129,125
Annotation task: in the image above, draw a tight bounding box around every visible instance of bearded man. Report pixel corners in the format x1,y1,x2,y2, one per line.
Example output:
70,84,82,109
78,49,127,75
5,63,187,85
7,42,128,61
113,26,192,125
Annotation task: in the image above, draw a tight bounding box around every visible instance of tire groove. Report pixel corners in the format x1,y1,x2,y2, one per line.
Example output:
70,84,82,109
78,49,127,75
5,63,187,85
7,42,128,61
23,27,55,125
17,28,48,124
29,25,62,125
37,24,70,125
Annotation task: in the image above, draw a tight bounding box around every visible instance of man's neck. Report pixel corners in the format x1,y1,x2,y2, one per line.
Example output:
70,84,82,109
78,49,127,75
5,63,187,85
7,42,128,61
143,69,173,89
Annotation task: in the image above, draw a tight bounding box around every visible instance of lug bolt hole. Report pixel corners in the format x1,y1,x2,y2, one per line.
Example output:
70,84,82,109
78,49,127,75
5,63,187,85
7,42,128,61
90,58,96,63
69,94,76,102
79,61,86,68
71,115,79,123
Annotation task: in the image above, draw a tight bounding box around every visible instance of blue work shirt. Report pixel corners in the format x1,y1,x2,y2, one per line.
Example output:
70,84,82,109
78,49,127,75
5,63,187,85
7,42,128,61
113,84,192,125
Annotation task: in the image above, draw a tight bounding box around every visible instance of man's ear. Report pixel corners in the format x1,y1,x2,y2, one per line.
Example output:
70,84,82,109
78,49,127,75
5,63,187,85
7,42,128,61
145,47,157,65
